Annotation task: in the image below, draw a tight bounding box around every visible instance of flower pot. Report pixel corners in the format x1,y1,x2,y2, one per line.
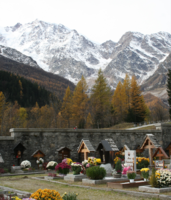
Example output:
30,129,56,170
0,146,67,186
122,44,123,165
113,174,121,178
129,179,134,183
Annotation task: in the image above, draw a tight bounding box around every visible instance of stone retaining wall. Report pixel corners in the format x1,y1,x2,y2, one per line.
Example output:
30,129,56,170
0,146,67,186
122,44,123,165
0,124,170,169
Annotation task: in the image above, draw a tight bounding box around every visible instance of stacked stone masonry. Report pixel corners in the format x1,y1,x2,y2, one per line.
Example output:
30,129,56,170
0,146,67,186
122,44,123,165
0,123,170,169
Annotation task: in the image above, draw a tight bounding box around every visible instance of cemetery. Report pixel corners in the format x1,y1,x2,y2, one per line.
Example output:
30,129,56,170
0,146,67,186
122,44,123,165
1,124,171,199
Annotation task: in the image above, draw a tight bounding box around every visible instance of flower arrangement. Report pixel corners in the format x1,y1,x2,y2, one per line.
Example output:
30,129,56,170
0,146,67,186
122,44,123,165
62,192,78,200
136,157,149,169
71,162,83,175
115,159,122,174
140,168,149,179
46,161,58,170
87,157,101,166
55,162,71,175
115,151,124,160
62,158,73,165
82,160,88,168
30,188,62,200
122,164,131,175
155,169,171,188
127,171,136,179
20,160,31,169
36,158,44,165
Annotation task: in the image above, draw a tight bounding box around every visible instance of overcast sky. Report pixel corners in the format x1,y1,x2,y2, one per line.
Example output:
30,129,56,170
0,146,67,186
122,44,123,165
1,0,171,43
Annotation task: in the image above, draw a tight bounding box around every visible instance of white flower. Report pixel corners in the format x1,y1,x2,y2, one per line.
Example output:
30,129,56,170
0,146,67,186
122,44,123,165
46,161,57,168
37,158,44,164
20,160,31,169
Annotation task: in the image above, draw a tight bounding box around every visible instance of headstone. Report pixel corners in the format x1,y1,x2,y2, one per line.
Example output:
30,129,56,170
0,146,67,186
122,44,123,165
125,150,136,172
11,166,23,173
100,163,113,176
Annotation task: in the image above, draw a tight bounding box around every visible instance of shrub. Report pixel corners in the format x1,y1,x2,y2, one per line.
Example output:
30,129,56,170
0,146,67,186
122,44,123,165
127,171,136,179
155,169,171,188
62,192,78,200
55,162,71,175
71,162,82,175
150,168,158,187
30,189,62,200
86,166,106,180
115,159,122,174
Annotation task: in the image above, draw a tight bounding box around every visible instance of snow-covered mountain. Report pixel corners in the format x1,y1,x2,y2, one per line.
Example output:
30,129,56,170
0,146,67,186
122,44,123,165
0,45,40,68
0,19,171,90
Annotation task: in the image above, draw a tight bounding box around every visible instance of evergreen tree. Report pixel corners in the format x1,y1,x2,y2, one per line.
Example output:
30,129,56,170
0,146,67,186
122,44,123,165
0,91,6,135
90,69,111,128
122,74,131,112
61,86,72,128
71,76,88,128
129,76,146,122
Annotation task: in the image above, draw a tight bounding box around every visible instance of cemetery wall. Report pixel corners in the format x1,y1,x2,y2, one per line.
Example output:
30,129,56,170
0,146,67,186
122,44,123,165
0,124,170,169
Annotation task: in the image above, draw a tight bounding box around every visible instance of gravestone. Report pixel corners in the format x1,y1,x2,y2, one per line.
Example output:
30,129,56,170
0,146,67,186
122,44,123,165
11,166,23,173
125,150,136,172
100,163,113,176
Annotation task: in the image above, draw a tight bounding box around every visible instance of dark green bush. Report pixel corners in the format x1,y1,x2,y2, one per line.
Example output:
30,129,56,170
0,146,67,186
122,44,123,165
115,159,122,174
86,166,106,180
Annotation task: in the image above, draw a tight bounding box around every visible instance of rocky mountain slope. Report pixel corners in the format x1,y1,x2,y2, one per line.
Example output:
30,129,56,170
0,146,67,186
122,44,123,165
0,20,171,96
0,45,40,68
141,52,171,102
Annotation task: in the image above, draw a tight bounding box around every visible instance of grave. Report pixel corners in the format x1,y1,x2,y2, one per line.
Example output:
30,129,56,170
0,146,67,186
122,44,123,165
11,166,23,173
82,175,141,185
64,174,87,182
139,185,171,193
107,179,148,189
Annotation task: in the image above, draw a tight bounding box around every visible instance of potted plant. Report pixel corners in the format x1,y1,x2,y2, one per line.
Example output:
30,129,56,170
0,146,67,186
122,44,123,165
55,162,71,175
71,162,82,175
20,160,31,169
127,171,136,182
140,168,149,181
122,164,131,177
46,161,58,170
113,159,122,178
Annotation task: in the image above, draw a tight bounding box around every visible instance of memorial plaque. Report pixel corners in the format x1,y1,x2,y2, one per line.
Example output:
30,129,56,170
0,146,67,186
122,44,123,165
125,150,136,171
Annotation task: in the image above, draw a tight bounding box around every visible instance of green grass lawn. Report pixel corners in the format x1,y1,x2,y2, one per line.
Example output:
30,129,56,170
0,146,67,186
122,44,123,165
0,175,161,200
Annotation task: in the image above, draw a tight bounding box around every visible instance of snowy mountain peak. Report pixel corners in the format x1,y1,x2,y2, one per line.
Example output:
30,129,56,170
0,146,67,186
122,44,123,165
0,19,171,90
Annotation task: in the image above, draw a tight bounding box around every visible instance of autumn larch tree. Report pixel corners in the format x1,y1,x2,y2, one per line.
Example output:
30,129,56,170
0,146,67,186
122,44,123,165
71,76,88,128
90,69,111,128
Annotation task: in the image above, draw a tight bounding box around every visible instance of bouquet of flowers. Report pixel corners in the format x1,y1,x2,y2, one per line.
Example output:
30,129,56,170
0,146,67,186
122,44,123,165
140,168,149,179
127,171,136,179
82,160,88,168
30,189,62,200
55,162,71,175
136,157,149,169
155,169,171,187
36,158,44,165
46,161,58,170
87,157,101,166
71,162,83,175
122,164,131,176
62,158,72,165
20,160,31,169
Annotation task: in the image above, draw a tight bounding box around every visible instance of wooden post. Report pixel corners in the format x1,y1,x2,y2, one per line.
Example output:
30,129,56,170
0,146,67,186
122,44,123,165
149,147,153,166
